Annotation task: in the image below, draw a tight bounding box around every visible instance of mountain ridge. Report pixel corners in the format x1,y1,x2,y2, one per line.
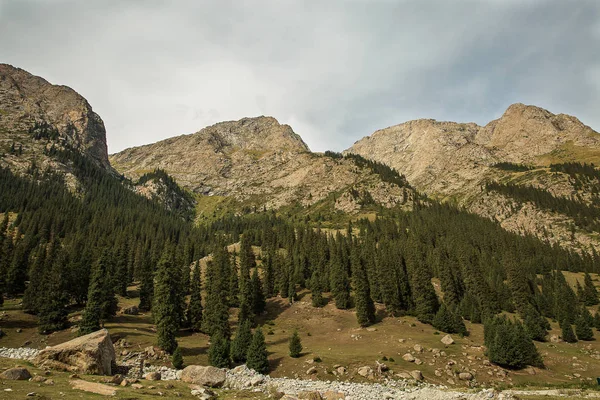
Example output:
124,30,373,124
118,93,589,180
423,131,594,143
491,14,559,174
347,103,600,252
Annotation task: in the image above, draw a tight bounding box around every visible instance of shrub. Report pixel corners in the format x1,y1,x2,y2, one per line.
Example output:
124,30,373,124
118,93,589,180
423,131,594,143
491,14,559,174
172,346,184,369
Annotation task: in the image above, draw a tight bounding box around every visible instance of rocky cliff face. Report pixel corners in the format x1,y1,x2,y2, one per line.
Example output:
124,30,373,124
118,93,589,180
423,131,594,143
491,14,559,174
0,64,111,177
348,103,600,252
110,117,413,219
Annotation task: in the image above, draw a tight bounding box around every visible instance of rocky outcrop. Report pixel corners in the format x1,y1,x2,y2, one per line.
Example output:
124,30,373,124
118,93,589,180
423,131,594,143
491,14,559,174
348,103,600,252
33,329,115,375
0,64,111,171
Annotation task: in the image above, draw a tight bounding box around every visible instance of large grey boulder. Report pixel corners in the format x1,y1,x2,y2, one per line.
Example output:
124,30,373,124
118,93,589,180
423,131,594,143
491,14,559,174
181,365,226,387
33,329,115,375
0,367,31,380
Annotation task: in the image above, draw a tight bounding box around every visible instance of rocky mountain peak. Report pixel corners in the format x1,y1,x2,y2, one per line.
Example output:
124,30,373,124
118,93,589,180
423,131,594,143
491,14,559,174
0,63,110,170
197,116,310,154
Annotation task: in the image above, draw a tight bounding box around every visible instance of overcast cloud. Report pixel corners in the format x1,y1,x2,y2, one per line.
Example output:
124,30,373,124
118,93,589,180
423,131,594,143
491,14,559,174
1,0,599,153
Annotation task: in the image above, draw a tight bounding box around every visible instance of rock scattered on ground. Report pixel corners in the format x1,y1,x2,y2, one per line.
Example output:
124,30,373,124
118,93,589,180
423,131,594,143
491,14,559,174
70,379,117,396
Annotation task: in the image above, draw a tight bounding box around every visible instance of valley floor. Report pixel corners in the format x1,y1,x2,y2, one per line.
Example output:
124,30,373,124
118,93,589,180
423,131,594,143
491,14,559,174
1,277,600,399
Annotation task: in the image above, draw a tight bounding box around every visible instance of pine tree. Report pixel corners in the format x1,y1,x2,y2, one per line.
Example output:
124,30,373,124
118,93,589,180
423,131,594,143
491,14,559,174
310,269,325,308
229,254,240,307
172,346,184,369
250,268,266,315
484,316,543,369
560,319,578,343
138,253,154,311
288,273,297,304
80,252,110,335
406,241,439,324
186,265,203,331
231,319,253,363
289,330,303,358
595,308,600,330
432,303,467,335
505,253,532,314
246,329,269,374
153,250,181,354
202,247,231,337
38,252,70,334
352,248,376,327
522,304,548,342
575,306,595,341
330,250,350,309
582,273,599,306
208,332,230,368
263,253,275,298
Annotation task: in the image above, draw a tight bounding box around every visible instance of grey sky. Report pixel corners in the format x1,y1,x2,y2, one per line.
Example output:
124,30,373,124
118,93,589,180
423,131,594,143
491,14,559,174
1,0,599,153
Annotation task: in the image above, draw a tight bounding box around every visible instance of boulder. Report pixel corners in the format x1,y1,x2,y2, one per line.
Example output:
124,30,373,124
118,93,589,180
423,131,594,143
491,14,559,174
144,371,161,381
33,329,115,375
306,366,318,375
108,374,123,385
31,375,47,382
410,370,423,381
191,387,216,400
0,367,31,380
413,344,423,353
181,365,226,388
458,372,474,381
402,353,415,362
396,372,412,380
357,366,372,377
441,335,454,345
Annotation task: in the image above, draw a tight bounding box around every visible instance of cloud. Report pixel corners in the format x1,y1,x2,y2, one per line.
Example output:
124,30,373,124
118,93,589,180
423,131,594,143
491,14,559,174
1,0,599,153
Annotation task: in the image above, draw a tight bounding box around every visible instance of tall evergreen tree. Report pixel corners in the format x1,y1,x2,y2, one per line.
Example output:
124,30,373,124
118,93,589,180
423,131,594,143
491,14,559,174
582,273,599,306
80,252,111,335
351,248,376,327
250,268,266,315
208,332,230,368
202,247,231,338
594,309,600,330
575,306,595,341
153,250,181,354
38,252,69,334
310,269,325,308
246,328,269,374
186,265,203,331
229,253,240,307
432,303,467,335
138,253,154,311
522,304,548,342
263,253,275,298
484,316,543,369
560,319,578,343
231,319,253,363
406,241,439,324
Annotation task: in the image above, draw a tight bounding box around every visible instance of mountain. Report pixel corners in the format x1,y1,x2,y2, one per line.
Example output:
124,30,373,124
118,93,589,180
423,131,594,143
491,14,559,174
347,103,600,252
110,117,414,220
0,64,111,175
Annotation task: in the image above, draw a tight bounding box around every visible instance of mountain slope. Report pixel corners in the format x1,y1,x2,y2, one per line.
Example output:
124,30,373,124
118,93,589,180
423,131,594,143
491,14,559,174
110,118,414,220
347,103,600,252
